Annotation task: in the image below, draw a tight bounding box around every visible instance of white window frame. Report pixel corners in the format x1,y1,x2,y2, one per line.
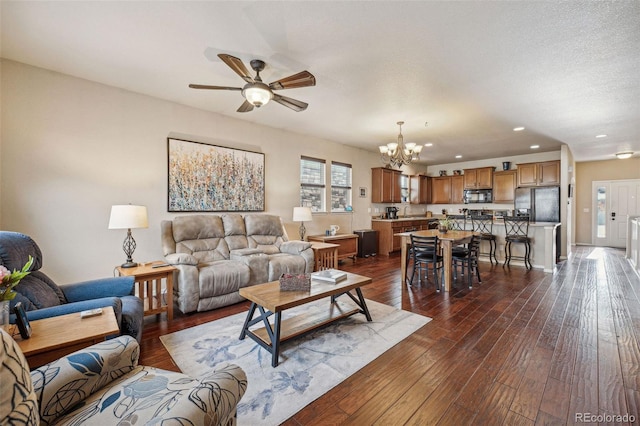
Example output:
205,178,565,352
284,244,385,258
300,156,326,212
330,161,352,212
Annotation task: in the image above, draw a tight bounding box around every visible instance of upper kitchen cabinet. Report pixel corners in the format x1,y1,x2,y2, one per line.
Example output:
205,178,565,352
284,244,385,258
431,175,464,204
517,160,560,187
493,170,517,203
463,167,494,189
371,167,402,203
410,175,431,204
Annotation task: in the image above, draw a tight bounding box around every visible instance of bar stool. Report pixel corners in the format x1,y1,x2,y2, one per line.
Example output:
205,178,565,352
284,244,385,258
471,214,497,264
503,216,532,269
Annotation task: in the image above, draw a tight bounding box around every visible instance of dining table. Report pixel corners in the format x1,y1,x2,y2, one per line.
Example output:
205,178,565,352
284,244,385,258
396,229,478,292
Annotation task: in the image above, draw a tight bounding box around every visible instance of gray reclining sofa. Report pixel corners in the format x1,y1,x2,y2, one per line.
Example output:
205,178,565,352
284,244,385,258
161,214,314,314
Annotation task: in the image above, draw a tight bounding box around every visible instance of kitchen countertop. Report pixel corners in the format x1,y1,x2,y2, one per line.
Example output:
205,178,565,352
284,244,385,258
371,217,439,222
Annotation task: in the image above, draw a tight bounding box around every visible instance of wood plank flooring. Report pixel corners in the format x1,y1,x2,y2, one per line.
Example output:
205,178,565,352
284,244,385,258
139,246,640,425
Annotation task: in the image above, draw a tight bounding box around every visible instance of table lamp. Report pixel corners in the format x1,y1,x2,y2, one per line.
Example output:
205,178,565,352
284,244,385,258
293,207,313,241
108,204,148,268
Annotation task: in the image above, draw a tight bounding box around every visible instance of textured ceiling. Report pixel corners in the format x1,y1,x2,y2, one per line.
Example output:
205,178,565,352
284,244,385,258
2,1,638,164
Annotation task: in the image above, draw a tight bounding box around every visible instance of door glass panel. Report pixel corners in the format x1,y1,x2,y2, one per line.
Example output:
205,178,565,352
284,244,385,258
597,187,606,238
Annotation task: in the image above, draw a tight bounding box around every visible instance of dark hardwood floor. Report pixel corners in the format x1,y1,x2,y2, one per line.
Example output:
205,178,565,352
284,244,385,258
139,246,640,425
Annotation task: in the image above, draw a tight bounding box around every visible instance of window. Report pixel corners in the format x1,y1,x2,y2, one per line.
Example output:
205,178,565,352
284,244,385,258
331,161,352,212
300,156,325,212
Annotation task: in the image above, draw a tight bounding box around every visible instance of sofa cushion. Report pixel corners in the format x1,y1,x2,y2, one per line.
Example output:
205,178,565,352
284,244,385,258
223,214,249,250
198,260,250,298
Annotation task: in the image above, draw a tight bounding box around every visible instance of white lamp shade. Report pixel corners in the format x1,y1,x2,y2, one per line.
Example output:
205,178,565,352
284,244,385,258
293,207,313,222
108,205,149,229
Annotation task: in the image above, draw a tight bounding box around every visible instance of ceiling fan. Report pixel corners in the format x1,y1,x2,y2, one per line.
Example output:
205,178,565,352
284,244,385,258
189,53,316,113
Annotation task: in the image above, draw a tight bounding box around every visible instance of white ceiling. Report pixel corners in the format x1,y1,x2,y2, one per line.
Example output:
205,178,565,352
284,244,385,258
2,1,639,165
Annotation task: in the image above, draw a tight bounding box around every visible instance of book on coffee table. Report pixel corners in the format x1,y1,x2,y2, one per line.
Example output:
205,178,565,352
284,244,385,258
311,269,347,283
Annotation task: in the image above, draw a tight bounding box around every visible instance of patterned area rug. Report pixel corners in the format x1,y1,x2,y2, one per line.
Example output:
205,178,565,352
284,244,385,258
160,298,431,425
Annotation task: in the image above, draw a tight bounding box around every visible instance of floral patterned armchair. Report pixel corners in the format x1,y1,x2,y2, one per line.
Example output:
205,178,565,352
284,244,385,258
0,329,247,425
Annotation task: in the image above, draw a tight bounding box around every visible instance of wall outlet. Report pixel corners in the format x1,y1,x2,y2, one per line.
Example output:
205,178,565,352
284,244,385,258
583,208,590,213
374,208,379,213
367,207,371,213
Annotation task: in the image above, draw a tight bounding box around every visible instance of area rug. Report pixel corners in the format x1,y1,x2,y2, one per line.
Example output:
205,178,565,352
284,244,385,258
160,298,431,425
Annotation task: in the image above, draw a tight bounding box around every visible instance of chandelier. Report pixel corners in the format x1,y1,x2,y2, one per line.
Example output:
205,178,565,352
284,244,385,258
379,121,422,168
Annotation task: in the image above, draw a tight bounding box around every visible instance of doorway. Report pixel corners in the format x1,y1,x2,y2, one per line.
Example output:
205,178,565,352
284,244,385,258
592,179,640,247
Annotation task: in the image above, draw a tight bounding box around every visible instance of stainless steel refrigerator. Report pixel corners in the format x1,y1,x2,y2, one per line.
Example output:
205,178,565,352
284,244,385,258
514,186,561,223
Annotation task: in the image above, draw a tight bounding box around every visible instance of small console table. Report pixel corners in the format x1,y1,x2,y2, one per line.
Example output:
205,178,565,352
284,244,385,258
307,234,358,263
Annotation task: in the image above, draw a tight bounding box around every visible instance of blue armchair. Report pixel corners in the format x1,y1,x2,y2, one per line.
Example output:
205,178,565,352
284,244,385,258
0,231,143,343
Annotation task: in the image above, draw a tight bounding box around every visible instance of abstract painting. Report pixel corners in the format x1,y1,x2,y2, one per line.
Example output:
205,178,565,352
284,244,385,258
168,138,265,212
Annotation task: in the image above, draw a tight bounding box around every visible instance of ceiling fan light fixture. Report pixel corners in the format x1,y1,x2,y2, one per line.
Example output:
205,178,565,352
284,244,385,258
616,151,633,159
243,84,273,107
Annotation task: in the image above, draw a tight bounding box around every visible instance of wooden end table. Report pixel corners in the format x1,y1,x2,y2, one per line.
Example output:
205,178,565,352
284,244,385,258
117,261,176,321
307,234,358,263
15,306,119,369
239,272,373,367
309,242,339,271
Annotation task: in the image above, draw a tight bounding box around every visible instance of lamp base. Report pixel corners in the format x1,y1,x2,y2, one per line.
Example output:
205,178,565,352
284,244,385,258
120,261,138,268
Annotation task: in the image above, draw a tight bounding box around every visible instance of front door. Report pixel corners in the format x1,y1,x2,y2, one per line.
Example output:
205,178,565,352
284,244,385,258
593,180,640,247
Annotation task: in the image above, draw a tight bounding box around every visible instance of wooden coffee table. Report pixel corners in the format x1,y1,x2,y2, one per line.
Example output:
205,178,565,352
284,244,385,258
15,306,119,369
239,272,373,367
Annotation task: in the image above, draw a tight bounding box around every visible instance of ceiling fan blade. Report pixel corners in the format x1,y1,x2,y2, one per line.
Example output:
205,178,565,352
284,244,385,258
237,100,255,113
218,54,254,83
269,71,316,90
189,84,242,91
273,94,308,112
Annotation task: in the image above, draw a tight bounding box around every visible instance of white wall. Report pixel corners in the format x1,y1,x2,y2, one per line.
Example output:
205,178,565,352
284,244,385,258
0,60,381,283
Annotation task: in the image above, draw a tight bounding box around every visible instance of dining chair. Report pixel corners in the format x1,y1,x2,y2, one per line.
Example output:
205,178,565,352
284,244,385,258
409,234,443,291
503,216,532,269
452,234,482,289
471,214,497,264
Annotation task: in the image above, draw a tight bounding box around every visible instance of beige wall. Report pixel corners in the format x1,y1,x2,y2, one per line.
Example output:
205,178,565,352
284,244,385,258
0,60,383,283
575,158,640,244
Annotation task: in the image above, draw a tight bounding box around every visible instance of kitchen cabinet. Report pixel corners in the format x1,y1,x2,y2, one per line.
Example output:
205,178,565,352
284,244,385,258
493,170,517,203
463,167,494,189
371,167,402,203
409,175,431,204
430,176,464,204
371,218,435,255
431,177,451,204
517,160,560,187
451,175,464,203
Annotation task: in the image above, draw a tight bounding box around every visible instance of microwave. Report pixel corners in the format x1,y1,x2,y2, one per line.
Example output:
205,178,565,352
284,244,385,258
463,189,493,204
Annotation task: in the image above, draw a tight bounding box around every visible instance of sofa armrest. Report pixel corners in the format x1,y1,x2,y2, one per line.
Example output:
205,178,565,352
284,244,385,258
165,252,198,265
12,297,123,323
31,335,139,425
198,363,248,422
280,241,312,255
61,276,134,302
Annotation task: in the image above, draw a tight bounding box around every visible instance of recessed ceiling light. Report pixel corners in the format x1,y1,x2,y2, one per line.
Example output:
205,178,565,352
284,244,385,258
530,145,540,149
513,127,525,132
616,152,633,159
596,134,607,138
455,155,462,158
424,143,433,147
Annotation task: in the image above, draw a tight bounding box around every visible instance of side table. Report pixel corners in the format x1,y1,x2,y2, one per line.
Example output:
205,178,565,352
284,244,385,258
309,242,339,271
117,261,176,321
307,234,358,263
15,306,119,369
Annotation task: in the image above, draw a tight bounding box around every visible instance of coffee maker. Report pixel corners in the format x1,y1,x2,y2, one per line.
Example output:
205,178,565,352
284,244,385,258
386,206,399,219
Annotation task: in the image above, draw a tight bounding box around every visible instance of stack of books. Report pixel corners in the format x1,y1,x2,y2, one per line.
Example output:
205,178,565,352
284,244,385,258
311,269,347,283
